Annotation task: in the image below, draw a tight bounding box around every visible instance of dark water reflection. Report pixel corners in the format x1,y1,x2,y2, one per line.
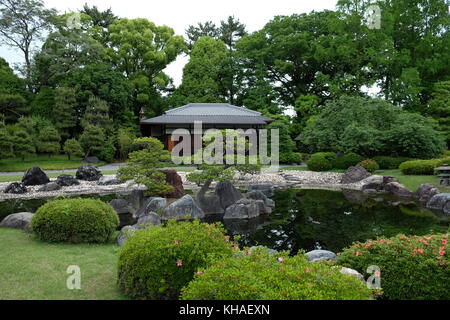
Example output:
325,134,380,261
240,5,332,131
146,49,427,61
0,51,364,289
211,189,450,254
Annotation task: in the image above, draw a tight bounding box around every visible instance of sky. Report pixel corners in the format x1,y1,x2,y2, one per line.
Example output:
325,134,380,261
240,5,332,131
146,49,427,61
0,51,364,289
0,0,339,86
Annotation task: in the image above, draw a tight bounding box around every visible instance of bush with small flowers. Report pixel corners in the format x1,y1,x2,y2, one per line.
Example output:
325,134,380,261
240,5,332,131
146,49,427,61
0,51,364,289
117,220,235,300
31,198,119,243
337,234,449,300
181,247,373,300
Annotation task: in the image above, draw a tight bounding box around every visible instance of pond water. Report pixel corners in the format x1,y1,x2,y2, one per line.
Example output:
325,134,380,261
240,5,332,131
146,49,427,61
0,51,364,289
214,189,450,254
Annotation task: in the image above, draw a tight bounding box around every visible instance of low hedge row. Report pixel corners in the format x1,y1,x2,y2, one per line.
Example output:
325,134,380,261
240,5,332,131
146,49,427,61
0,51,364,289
373,156,413,170
399,157,450,175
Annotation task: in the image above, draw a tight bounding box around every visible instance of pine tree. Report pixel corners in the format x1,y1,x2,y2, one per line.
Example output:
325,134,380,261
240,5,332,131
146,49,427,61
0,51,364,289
37,126,61,158
80,125,106,158
12,129,35,161
53,87,77,139
63,139,83,160
81,96,113,131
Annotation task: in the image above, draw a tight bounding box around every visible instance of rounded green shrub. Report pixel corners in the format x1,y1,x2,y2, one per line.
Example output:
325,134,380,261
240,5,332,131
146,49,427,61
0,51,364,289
337,234,449,300
181,248,373,300
332,152,365,170
357,159,380,173
31,198,119,243
399,157,450,175
307,154,333,172
117,220,235,300
311,152,337,162
373,156,412,170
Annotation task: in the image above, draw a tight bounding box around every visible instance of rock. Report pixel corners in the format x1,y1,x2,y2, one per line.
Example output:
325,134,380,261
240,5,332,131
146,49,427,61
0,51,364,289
161,195,205,220
146,197,167,214
4,182,27,194
56,174,80,187
38,182,61,192
83,156,100,164
116,225,138,246
246,190,275,207
443,201,450,215
384,182,413,198
216,180,242,210
76,165,102,181
361,175,384,191
135,212,161,229
341,166,371,184
416,184,440,204
0,212,34,232
247,184,275,197
342,189,369,204
109,199,131,214
97,176,121,186
305,250,337,262
249,246,278,255
340,267,365,282
223,198,261,220
426,193,450,211
197,194,224,215
130,190,145,211
160,170,185,198
21,167,50,186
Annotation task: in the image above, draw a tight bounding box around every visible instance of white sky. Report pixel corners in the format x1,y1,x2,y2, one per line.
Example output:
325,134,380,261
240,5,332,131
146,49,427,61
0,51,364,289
0,0,338,86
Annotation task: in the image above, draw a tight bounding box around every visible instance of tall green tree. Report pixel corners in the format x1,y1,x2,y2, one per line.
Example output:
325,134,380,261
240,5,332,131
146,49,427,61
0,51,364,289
53,87,77,139
11,127,35,160
0,0,56,90
79,125,105,158
0,57,28,122
0,114,13,159
427,81,450,148
81,96,113,131
185,21,219,49
37,125,61,158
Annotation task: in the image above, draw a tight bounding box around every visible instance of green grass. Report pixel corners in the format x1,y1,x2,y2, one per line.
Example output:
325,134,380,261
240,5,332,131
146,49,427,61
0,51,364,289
0,228,127,300
378,169,450,192
0,171,118,183
0,155,106,172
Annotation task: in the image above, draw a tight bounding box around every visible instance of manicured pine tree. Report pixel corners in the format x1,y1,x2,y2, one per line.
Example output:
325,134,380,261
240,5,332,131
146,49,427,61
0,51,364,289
12,129,35,161
37,126,61,158
63,138,83,160
79,125,106,158
53,87,77,140
81,96,113,131
0,114,13,159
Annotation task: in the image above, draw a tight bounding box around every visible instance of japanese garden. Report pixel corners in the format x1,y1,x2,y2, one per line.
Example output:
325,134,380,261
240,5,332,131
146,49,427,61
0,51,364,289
0,0,449,301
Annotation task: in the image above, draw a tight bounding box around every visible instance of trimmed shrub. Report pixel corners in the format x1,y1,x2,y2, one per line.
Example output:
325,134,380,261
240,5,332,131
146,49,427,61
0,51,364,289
337,234,449,300
307,154,333,172
332,152,365,170
357,159,380,173
280,152,302,164
117,220,235,300
373,156,412,170
31,198,119,243
312,152,337,162
399,157,450,175
181,248,373,300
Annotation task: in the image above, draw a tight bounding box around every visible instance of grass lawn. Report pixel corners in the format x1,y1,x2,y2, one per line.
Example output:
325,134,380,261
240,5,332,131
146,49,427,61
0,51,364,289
0,155,106,172
378,169,450,193
0,171,118,183
0,228,127,300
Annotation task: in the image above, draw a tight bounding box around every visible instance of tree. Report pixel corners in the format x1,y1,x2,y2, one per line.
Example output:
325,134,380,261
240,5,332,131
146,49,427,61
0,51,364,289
79,125,105,158
0,0,57,89
172,37,229,106
427,81,450,148
53,87,77,139
0,114,13,159
302,96,446,159
117,137,173,196
106,18,186,117
186,21,220,49
11,127,35,160
63,138,83,160
0,57,28,122
117,127,136,161
37,125,60,157
29,86,54,119
81,96,113,131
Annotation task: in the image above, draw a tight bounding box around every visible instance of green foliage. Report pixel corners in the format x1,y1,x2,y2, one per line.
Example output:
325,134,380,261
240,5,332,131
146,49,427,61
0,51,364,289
37,126,61,157
357,159,379,173
63,138,83,160
0,58,29,122
98,137,117,163
81,96,113,131
0,116,13,159
116,128,136,161
307,154,333,172
31,198,119,243
399,157,450,175
332,152,364,170
11,128,35,161
337,234,449,300
302,96,446,158
181,247,372,300
117,220,235,300
53,87,77,139
117,137,173,196
427,81,450,148
372,156,413,170
79,125,106,158
29,86,55,119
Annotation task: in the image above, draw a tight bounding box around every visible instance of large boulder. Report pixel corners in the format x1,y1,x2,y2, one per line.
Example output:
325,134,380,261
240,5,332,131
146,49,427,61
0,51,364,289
56,174,80,187
97,176,121,186
246,190,275,208
160,170,185,198
22,167,50,186
161,195,205,220
0,212,34,232
384,182,413,198
109,199,130,215
341,166,371,184
76,165,102,181
135,212,161,229
130,190,145,211
361,175,384,191
305,250,337,262
416,184,440,204
216,180,242,210
116,225,138,247
247,184,275,197
134,197,167,219
83,156,100,164
4,182,27,194
38,182,61,192
197,194,224,215
426,193,450,211
339,267,365,282
223,199,261,220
